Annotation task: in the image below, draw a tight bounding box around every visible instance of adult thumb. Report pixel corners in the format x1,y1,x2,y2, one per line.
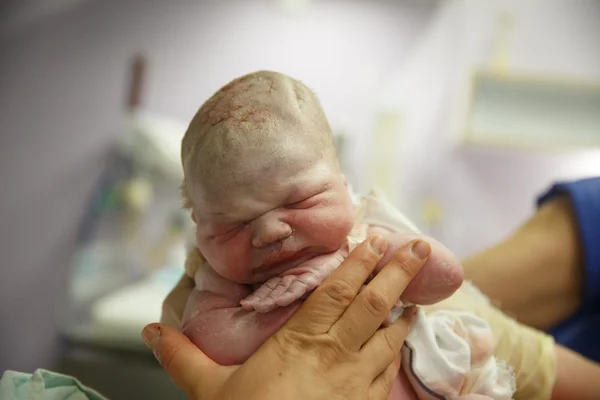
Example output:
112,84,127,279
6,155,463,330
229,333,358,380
142,323,235,397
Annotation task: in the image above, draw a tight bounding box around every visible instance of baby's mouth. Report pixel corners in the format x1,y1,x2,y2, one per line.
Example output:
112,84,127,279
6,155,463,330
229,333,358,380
252,250,314,275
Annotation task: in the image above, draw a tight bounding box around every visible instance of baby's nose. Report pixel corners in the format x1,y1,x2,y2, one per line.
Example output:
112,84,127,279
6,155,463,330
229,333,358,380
251,218,293,248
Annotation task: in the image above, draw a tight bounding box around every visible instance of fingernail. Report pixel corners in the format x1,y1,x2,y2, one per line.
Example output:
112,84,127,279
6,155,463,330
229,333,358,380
370,235,388,256
142,324,161,349
411,240,431,260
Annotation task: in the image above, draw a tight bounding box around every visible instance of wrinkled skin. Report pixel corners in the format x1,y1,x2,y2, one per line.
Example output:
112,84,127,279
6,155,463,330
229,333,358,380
180,71,470,400
181,161,464,400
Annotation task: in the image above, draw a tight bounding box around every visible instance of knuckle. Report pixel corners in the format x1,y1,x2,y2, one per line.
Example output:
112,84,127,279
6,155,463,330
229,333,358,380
300,272,317,285
319,339,357,366
378,373,394,396
272,329,311,359
265,279,279,289
271,330,297,353
395,258,421,279
273,330,344,367
156,340,180,372
381,328,401,355
355,252,379,274
382,363,398,389
322,279,356,305
362,289,389,317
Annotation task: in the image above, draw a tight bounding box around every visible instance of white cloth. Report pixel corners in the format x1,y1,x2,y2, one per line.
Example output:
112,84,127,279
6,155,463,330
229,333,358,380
354,188,516,400
402,307,515,400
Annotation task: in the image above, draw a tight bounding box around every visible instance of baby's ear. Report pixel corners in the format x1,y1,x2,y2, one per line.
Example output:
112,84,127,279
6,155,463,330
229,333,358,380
180,181,194,209
341,174,348,187
191,211,197,223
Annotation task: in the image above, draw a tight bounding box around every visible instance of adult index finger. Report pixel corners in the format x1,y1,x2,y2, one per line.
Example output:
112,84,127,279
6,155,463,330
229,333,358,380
330,240,429,352
283,235,388,336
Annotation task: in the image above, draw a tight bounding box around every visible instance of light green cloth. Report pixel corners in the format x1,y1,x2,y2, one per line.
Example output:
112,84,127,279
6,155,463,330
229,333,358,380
0,369,108,400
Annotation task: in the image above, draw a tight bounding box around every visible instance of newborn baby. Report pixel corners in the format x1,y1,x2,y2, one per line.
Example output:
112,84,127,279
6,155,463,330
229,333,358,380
173,70,513,400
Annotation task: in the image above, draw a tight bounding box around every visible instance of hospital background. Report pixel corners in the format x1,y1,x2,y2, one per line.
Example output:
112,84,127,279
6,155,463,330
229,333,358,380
0,0,599,398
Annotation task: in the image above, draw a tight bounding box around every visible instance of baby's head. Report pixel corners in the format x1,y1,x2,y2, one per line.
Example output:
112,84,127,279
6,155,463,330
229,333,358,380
181,71,355,284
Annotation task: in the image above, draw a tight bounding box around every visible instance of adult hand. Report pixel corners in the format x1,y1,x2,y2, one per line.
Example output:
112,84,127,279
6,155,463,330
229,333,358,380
142,236,431,400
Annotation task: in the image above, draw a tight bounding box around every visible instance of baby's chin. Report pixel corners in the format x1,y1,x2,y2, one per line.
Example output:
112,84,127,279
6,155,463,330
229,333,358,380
277,248,348,277
246,247,346,283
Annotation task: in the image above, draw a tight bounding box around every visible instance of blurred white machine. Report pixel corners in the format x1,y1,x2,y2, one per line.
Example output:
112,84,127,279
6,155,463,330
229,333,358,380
65,108,191,348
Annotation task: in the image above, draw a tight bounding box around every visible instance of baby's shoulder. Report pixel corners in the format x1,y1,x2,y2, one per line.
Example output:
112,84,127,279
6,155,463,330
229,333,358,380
185,248,209,278
365,224,395,236
354,187,420,234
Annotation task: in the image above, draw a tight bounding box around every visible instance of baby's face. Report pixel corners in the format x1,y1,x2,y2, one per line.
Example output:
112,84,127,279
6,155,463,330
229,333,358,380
193,157,355,284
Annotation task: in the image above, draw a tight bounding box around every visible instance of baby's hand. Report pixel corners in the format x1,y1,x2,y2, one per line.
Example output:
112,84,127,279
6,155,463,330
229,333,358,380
241,253,344,313
240,272,320,313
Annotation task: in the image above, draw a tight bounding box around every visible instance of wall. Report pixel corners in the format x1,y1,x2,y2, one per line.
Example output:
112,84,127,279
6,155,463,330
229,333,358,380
1,0,599,373
0,0,438,372
377,0,600,257
443,0,600,256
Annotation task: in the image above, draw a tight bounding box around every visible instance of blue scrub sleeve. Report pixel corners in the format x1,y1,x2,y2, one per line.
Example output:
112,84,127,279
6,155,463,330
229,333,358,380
537,177,600,309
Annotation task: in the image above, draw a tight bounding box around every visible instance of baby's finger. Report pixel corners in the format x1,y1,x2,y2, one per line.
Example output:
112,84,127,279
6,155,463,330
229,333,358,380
252,278,280,300
254,297,277,313
276,285,306,307
368,354,402,400
240,299,256,311
141,323,237,397
269,275,296,298
276,273,318,306
284,236,387,335
252,277,297,312
298,271,320,292
241,278,280,310
330,240,428,351
276,272,318,307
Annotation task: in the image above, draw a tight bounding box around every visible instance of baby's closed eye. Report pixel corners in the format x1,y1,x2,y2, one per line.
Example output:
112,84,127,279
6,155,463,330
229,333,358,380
285,194,323,209
285,199,312,209
208,222,250,240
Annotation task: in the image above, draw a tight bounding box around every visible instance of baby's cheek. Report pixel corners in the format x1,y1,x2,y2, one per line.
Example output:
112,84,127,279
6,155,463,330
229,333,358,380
199,238,252,283
321,205,354,239
297,207,353,247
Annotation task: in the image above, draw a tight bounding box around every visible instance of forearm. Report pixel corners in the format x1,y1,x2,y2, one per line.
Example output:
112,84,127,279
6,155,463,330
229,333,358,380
552,344,600,400
462,196,582,330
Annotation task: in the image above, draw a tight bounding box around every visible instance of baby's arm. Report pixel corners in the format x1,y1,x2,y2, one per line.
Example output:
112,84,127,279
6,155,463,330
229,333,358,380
368,225,464,305
181,261,301,366
240,251,346,313
241,226,464,314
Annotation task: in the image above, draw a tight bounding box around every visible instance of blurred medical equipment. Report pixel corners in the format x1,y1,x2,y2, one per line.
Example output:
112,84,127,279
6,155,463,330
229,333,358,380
462,11,600,151
62,55,192,349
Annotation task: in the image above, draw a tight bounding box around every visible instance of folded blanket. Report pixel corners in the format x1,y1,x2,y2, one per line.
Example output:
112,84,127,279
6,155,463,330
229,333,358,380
0,369,107,400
